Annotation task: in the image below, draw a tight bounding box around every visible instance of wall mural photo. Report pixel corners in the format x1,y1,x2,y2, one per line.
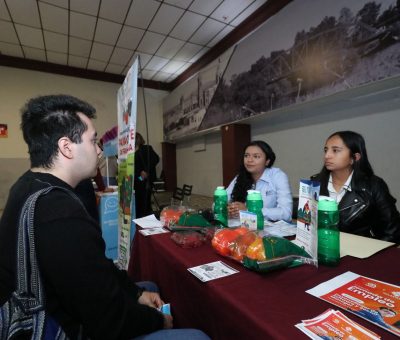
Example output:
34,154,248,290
164,0,400,140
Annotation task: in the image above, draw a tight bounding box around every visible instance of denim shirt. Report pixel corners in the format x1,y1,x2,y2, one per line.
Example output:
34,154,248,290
226,167,293,222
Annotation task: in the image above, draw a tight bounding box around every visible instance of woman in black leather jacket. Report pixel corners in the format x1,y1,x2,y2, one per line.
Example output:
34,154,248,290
312,131,400,243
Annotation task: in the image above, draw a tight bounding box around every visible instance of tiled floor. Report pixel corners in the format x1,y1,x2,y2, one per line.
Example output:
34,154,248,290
152,191,213,213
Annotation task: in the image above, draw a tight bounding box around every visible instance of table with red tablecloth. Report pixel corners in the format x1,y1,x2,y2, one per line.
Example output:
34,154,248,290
127,230,400,339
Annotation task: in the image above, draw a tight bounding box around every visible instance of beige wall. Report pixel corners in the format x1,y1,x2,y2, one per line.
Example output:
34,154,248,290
176,132,223,198
0,66,167,209
252,108,400,206
174,105,400,209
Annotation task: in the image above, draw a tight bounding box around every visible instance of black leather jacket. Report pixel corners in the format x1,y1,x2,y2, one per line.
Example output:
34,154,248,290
312,173,400,243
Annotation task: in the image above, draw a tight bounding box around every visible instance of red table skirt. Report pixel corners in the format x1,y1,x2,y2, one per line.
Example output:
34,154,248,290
128,230,400,339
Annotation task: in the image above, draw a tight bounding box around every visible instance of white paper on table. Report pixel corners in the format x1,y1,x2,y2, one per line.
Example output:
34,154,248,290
139,227,169,236
264,220,297,237
187,261,239,282
340,232,394,258
133,214,163,229
306,271,360,297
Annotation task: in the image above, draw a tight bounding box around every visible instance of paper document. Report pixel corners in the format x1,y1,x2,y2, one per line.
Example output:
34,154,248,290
188,261,239,282
264,220,297,237
133,214,163,229
340,232,394,258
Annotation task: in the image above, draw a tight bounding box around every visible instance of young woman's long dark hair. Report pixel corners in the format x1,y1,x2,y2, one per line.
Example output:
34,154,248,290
231,141,276,202
318,131,374,185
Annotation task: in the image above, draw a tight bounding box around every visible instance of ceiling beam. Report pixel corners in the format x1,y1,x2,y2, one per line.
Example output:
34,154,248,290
0,54,173,91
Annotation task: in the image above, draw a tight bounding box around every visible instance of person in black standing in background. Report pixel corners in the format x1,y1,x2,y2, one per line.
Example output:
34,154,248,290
135,132,160,218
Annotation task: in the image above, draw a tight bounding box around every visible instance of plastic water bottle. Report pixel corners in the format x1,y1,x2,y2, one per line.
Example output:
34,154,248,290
318,196,340,266
246,190,264,230
213,186,228,226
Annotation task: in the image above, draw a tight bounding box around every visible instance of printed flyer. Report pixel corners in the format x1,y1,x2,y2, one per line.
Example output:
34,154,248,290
296,309,381,339
188,261,239,282
292,179,320,262
307,271,400,337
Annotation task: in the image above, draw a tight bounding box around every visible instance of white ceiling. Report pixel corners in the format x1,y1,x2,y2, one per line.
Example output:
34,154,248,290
0,0,268,84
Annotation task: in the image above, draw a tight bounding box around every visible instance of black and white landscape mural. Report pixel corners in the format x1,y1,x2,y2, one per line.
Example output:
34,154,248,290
164,0,400,140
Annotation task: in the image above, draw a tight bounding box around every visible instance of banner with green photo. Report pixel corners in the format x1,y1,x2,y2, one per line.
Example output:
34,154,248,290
117,58,138,269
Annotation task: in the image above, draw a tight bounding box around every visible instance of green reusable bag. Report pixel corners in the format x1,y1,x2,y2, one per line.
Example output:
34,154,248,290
167,212,212,231
243,236,312,272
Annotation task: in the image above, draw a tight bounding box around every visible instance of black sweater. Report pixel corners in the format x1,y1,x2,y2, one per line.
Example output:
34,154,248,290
0,171,164,339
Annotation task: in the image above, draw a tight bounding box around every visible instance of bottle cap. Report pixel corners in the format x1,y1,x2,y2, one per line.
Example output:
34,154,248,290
246,190,262,200
214,186,227,196
318,195,338,211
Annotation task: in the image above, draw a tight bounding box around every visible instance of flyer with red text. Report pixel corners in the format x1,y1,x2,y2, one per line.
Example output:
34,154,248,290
296,309,381,339
307,272,400,337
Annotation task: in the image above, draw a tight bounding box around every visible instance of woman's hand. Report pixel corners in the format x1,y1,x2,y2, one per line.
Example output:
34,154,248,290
138,291,164,309
228,201,246,218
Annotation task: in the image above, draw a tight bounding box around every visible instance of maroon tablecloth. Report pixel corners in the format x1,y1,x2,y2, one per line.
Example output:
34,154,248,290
128,230,400,339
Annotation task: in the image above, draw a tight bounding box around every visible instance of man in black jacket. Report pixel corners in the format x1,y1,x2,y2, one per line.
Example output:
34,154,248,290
0,95,208,340
134,132,160,218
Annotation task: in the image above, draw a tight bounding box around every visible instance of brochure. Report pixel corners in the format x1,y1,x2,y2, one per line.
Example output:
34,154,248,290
306,272,400,337
239,210,257,230
296,309,381,339
292,180,320,261
138,227,169,236
187,261,239,282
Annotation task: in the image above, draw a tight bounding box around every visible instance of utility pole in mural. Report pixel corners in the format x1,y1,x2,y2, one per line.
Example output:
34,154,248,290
117,58,138,269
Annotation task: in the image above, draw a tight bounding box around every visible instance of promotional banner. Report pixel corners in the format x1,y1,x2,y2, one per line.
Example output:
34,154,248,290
117,58,138,269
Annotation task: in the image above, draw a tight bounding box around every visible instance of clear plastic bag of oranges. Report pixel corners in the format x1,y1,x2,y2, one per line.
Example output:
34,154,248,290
160,205,186,228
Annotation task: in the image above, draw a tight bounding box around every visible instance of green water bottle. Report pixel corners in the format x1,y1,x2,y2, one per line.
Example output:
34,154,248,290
246,190,264,230
213,186,228,226
318,196,340,266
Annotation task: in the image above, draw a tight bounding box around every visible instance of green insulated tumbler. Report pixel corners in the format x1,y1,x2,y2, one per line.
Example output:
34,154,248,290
318,196,340,266
213,186,228,226
246,190,264,230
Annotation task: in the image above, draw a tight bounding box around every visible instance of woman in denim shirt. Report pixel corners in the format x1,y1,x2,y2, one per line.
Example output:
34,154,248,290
226,141,293,222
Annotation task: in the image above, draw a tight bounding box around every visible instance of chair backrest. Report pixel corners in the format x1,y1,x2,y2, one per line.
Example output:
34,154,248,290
182,184,193,204
183,184,192,196
171,187,184,205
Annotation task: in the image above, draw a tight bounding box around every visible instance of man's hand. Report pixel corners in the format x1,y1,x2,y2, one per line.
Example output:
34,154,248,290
163,314,173,329
138,291,164,309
